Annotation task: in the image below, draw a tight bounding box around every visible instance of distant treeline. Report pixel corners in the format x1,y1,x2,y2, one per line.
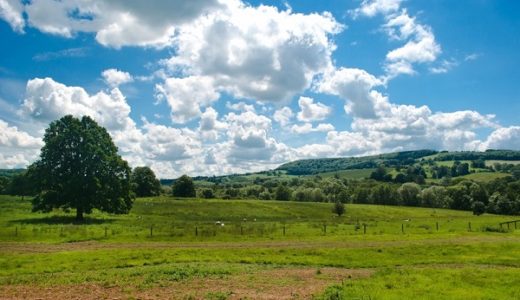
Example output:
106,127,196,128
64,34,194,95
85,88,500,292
276,150,520,175
277,150,438,175
434,150,520,161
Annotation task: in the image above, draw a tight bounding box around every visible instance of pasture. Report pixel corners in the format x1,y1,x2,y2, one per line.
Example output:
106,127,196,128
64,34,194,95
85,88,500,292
0,195,519,299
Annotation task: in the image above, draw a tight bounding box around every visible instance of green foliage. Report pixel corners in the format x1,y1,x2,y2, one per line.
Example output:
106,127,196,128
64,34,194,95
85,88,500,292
398,183,421,206
131,166,161,197
29,115,133,221
435,149,520,162
472,201,486,216
275,184,292,201
419,186,451,208
332,201,345,217
201,189,215,199
277,150,437,175
172,175,196,197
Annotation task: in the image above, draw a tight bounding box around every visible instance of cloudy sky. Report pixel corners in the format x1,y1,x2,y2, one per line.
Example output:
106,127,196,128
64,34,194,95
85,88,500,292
0,0,519,178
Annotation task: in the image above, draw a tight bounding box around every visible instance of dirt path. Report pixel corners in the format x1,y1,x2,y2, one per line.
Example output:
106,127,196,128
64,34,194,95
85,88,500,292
0,267,372,300
0,235,518,254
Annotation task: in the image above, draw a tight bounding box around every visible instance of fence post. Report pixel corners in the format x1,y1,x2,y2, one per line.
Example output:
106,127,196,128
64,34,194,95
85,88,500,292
323,224,327,234
468,222,471,231
363,224,366,234
195,227,198,236
150,225,153,237
401,224,404,234
283,225,285,236
507,223,510,230
436,222,439,231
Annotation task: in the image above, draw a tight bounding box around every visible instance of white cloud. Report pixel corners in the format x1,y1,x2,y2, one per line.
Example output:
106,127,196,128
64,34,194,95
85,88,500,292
139,120,202,161
296,96,331,122
22,77,136,132
199,107,226,140
0,119,42,168
273,106,293,126
155,76,220,123
429,59,458,74
350,0,403,18
465,53,481,61
164,1,342,104
0,0,25,33
351,0,441,79
383,11,441,78
291,123,334,134
317,68,383,118
226,101,255,113
476,126,520,151
18,0,222,48
0,119,42,149
102,68,133,88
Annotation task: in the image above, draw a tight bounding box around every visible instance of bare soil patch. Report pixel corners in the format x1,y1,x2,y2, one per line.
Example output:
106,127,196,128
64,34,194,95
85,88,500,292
0,267,372,300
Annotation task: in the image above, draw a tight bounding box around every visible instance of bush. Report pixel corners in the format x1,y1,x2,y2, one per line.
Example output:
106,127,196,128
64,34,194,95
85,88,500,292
332,201,345,217
201,189,214,199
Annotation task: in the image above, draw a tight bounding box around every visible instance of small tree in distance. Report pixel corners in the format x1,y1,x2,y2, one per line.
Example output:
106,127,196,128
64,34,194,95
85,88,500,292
172,175,196,197
131,166,161,197
332,201,345,217
472,201,486,216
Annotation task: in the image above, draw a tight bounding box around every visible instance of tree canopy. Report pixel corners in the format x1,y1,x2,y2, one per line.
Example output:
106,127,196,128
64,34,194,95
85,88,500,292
172,174,196,197
131,166,161,197
30,115,133,221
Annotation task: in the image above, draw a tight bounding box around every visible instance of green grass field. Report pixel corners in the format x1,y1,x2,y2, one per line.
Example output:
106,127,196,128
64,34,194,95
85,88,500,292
0,195,519,299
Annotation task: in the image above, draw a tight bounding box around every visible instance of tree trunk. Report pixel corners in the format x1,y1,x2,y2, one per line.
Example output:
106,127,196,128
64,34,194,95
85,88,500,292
76,208,84,222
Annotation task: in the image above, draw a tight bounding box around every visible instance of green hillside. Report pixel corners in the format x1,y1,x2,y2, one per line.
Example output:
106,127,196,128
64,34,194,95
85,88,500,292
276,149,520,175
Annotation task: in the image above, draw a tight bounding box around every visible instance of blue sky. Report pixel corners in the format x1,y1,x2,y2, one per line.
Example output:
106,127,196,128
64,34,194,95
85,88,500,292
0,0,519,178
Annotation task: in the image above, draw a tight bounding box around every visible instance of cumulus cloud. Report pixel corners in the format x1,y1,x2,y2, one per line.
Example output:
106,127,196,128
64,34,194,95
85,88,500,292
296,96,331,122
0,0,25,33
317,68,383,118
351,0,441,79
21,77,136,132
14,0,222,48
139,120,202,161
102,68,133,88
476,126,520,151
199,107,226,140
0,119,42,149
0,119,42,168
226,101,255,113
291,123,334,134
164,1,342,104
155,76,220,123
273,106,293,126
383,12,441,78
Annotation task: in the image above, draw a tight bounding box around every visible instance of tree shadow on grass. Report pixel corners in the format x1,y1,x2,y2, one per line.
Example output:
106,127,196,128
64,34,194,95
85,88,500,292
9,215,117,225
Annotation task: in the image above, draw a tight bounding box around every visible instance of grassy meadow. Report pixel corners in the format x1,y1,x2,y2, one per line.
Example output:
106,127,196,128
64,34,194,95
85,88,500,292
0,195,519,299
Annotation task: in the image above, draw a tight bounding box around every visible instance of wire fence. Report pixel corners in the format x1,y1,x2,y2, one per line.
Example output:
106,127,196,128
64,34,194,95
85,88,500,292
2,218,517,241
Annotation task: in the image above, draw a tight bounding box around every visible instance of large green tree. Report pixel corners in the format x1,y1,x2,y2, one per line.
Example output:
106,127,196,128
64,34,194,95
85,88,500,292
172,174,196,197
131,166,161,197
30,115,133,221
